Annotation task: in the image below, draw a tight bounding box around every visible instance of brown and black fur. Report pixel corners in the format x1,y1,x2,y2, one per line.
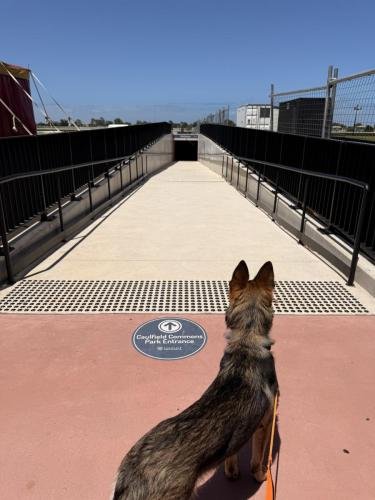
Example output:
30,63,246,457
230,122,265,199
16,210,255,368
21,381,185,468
112,260,278,500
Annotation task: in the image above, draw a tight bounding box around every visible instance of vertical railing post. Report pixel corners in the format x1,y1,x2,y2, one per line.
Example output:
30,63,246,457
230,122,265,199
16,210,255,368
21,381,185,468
0,188,14,284
327,67,339,140
225,156,229,179
236,160,240,188
56,175,64,232
347,187,368,286
299,177,310,244
119,161,124,190
39,176,49,222
272,171,280,221
106,167,111,199
36,142,49,222
69,135,76,199
89,135,95,182
135,154,139,179
256,168,262,207
230,157,234,183
245,165,249,197
221,155,224,177
270,83,274,131
296,137,307,205
321,65,333,139
327,141,343,227
87,167,93,213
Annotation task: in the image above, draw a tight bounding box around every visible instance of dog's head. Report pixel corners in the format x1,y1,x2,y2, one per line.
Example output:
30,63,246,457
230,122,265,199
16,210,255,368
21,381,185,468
225,260,274,331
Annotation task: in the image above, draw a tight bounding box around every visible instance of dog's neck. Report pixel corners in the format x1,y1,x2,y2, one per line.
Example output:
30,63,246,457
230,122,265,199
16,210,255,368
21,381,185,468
224,327,274,350
224,301,274,352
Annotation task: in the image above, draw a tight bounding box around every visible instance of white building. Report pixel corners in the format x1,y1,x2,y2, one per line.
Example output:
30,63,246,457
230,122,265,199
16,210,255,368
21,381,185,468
236,104,278,131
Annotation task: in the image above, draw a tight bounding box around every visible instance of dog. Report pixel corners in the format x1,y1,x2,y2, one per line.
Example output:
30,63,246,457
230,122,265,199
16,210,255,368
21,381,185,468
112,260,278,500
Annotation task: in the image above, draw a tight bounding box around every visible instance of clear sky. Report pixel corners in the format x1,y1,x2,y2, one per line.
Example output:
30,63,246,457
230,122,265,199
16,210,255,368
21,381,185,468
2,0,375,122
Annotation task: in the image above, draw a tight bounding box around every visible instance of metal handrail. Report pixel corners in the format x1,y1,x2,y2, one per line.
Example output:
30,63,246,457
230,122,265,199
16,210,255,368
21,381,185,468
214,151,368,286
237,156,369,191
0,139,167,284
0,154,134,185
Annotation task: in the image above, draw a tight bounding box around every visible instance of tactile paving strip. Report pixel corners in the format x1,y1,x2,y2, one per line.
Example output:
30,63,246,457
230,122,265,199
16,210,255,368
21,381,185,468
0,280,369,314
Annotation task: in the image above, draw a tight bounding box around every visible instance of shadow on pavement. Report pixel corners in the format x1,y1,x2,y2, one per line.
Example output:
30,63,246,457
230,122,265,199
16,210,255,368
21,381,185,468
195,425,281,500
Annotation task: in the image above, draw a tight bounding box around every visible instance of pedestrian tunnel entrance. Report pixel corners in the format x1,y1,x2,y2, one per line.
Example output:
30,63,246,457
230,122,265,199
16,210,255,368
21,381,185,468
173,133,198,161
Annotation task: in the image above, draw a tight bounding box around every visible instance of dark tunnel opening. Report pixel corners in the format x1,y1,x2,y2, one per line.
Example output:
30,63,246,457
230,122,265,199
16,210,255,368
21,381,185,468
174,140,198,161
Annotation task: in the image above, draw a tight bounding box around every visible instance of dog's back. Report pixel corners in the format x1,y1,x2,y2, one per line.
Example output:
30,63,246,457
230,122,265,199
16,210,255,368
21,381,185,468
113,340,276,499
113,261,278,500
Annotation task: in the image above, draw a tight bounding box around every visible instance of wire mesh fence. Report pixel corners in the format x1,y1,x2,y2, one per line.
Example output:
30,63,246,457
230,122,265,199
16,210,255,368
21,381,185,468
271,85,327,137
271,67,375,142
198,106,231,126
330,70,375,141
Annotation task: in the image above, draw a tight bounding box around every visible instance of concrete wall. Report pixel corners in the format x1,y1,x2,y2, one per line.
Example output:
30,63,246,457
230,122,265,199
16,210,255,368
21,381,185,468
143,133,174,173
198,133,375,295
198,133,226,175
0,134,174,284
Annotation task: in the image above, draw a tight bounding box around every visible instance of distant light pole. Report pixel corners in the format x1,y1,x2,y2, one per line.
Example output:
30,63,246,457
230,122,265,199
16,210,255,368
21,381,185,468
353,105,362,135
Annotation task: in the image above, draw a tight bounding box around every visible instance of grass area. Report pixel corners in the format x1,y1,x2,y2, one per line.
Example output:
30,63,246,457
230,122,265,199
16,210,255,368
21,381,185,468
332,134,375,143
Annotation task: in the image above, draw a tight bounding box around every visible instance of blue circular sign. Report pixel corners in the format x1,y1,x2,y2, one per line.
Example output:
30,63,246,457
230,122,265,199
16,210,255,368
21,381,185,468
132,318,207,360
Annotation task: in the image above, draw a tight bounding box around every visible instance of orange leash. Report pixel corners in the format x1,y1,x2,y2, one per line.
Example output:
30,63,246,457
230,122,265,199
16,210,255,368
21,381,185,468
265,392,279,500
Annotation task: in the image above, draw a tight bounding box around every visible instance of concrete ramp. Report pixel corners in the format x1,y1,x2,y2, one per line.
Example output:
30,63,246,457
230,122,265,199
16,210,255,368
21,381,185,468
0,161,373,312
0,160,374,500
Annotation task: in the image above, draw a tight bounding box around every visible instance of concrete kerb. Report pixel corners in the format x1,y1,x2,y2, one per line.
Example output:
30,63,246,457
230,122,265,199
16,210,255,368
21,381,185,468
0,134,175,286
198,134,375,296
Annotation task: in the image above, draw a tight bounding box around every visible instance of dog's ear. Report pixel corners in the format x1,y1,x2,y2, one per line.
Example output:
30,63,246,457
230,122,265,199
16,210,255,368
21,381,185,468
254,261,274,288
230,260,249,294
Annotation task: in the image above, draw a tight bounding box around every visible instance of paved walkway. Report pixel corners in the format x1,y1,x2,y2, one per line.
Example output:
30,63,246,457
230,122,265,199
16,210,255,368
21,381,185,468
21,161,364,283
0,161,374,499
1,314,374,499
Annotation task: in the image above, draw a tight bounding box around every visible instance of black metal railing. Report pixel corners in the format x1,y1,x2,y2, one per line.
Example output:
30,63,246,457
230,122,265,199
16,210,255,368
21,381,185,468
0,123,170,233
233,155,367,285
201,124,375,262
0,123,171,283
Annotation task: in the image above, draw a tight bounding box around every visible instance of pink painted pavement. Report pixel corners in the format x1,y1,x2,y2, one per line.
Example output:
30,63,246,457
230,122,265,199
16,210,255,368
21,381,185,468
0,314,374,499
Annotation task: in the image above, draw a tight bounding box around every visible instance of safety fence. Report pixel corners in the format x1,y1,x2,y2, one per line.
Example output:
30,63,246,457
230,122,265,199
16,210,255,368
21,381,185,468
198,106,231,126
271,67,375,141
200,124,375,265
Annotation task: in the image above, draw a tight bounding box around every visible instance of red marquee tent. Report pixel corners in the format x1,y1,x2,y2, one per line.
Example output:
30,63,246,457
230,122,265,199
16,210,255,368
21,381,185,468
0,62,37,137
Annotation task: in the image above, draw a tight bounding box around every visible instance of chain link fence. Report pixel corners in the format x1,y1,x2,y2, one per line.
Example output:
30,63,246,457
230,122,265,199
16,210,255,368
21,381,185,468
271,67,375,142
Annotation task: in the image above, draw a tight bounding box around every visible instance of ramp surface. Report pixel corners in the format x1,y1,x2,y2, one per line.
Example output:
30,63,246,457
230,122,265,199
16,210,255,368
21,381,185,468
0,161,373,311
0,161,374,499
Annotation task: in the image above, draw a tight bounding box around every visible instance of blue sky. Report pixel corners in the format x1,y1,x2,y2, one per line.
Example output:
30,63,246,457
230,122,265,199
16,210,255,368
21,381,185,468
2,0,375,122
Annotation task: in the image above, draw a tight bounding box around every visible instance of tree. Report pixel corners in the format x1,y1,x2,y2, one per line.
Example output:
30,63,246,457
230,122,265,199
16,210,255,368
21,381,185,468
114,117,124,124
89,117,106,127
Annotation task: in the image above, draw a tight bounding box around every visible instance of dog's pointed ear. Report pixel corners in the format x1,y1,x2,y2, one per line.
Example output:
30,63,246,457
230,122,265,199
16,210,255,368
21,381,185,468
230,260,249,293
254,261,274,288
